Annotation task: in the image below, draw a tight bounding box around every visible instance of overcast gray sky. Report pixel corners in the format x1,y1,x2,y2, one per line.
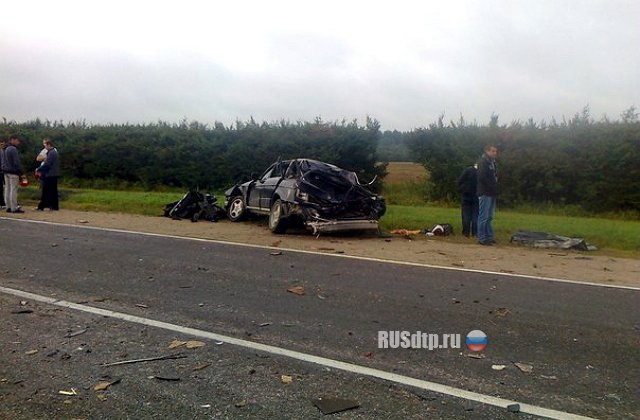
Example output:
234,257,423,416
1,0,638,130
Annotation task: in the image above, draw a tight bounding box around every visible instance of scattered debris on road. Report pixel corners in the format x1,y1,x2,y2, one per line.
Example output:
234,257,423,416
281,375,293,384
101,353,186,367
93,378,120,391
192,362,211,371
186,340,206,349
234,400,247,408
492,364,507,371
58,389,78,396
135,303,149,309
150,375,181,381
25,349,38,355
514,362,534,373
65,328,88,338
312,397,360,415
465,353,485,359
11,309,33,314
287,286,306,296
270,251,283,256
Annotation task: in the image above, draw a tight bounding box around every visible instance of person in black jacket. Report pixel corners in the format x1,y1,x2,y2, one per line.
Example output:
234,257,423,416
35,139,60,211
457,163,478,237
0,139,6,208
477,145,498,245
1,135,24,213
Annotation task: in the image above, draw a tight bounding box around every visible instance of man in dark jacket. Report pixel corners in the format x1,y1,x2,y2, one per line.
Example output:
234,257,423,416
35,139,60,211
477,145,498,245
1,135,24,213
0,139,6,207
457,163,478,237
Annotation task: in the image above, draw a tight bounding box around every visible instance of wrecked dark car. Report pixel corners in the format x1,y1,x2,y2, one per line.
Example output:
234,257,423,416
225,159,386,234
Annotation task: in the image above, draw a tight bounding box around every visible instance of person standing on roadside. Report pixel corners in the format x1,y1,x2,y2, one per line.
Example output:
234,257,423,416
0,139,6,208
1,134,25,213
457,163,478,237
35,139,60,211
477,145,498,246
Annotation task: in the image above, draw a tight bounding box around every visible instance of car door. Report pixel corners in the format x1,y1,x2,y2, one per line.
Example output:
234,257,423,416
257,162,286,210
247,165,274,209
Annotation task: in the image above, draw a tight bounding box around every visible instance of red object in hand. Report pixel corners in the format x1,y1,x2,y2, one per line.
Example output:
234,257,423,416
19,177,29,187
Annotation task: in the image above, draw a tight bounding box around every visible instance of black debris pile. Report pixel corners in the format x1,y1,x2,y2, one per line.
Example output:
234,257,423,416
424,223,454,236
510,231,597,251
164,190,225,222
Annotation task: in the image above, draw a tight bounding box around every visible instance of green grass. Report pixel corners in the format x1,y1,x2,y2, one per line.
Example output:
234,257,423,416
17,185,640,256
381,205,640,256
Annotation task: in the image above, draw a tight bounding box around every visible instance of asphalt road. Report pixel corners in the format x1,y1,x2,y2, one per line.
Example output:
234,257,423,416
0,219,638,419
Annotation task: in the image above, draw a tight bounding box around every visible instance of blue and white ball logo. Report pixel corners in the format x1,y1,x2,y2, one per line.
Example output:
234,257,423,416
466,330,487,352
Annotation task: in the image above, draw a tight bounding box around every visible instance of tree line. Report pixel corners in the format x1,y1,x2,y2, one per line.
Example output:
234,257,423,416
0,117,386,192
1,107,638,213
405,107,640,213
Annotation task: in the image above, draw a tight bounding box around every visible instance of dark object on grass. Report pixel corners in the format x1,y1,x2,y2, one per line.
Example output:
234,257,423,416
312,397,360,415
164,190,224,222
510,231,597,251
425,223,454,236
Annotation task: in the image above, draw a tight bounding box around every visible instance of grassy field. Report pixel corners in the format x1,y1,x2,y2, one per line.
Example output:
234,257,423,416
17,184,640,256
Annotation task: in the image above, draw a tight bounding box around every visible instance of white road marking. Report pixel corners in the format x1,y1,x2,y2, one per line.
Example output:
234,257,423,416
0,285,594,420
2,217,638,291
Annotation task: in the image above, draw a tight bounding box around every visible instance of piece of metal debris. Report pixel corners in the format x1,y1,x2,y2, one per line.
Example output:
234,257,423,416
65,328,88,338
287,286,305,296
185,340,206,349
514,362,533,373
281,375,293,384
492,364,507,371
101,353,186,367
93,378,121,391
58,389,78,396
312,397,360,415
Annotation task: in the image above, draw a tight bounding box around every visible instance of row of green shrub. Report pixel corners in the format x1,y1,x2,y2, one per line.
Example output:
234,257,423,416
0,117,386,192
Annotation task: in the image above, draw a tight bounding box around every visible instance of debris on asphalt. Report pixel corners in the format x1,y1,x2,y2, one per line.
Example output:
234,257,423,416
135,304,149,309
317,294,326,300
168,340,187,349
150,375,181,381
259,322,272,327
93,378,120,391
58,389,78,396
312,397,360,415
492,364,507,371
287,286,306,296
492,307,511,317
25,349,38,355
101,353,186,367
234,400,247,408
364,351,373,358
20,300,28,306
540,375,558,380
185,340,206,349
192,362,212,371
452,298,461,304
281,375,293,384
65,328,88,338
514,362,534,373
507,403,520,413
270,251,283,256
77,219,89,224
11,309,33,314
465,353,485,359
215,341,224,345
200,404,211,408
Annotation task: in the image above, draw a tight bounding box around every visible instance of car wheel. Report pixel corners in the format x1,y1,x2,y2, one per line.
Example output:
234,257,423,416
227,196,246,221
269,199,288,234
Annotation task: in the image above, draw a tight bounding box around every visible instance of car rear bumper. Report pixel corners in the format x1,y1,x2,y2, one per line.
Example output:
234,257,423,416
305,219,379,234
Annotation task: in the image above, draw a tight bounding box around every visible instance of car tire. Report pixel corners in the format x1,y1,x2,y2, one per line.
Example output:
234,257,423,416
269,199,288,234
227,196,246,222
